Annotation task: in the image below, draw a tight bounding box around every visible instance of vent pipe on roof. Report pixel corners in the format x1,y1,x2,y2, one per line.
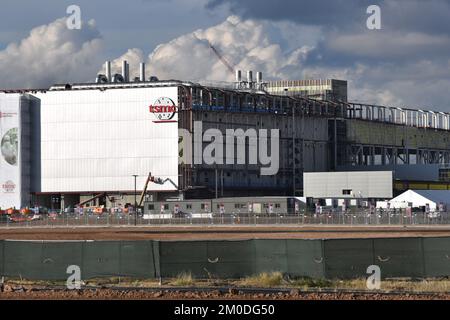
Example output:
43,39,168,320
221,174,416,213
140,63,146,82
256,71,262,83
256,72,263,90
247,70,253,89
105,61,111,82
122,60,129,82
235,70,241,82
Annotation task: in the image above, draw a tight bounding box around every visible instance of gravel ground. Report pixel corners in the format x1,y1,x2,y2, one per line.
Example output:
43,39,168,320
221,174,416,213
0,225,449,240
0,287,448,300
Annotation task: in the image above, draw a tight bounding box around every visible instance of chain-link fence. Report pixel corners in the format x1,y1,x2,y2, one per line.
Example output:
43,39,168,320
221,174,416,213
1,210,449,228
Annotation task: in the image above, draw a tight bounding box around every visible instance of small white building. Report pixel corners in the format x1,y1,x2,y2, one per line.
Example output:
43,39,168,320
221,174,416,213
303,171,393,199
380,189,450,211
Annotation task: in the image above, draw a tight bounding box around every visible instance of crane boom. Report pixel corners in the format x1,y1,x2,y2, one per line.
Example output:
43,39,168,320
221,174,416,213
138,173,152,207
193,33,235,75
208,43,234,74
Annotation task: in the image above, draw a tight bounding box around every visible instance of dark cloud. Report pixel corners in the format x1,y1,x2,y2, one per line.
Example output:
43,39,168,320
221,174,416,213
207,0,450,34
206,0,450,111
207,0,375,30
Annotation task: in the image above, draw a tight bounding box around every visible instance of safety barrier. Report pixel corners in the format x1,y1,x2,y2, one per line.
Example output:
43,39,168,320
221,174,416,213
0,237,449,280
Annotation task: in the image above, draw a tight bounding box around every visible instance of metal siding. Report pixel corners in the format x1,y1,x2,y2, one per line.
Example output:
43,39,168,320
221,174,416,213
304,171,392,198
34,87,179,193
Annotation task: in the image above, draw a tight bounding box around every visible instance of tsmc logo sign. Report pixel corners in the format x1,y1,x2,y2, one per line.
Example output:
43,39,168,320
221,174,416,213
149,97,177,123
2,180,16,193
0,111,17,119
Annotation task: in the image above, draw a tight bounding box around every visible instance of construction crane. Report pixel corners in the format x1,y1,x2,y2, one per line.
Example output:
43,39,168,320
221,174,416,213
193,34,235,75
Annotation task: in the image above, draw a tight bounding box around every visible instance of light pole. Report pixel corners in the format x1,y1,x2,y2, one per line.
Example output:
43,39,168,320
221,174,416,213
132,174,138,226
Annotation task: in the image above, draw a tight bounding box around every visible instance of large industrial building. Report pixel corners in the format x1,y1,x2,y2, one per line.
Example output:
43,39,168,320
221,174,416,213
1,60,450,210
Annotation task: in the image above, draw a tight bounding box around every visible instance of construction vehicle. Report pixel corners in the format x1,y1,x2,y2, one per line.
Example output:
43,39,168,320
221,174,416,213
138,172,164,208
5,208,19,215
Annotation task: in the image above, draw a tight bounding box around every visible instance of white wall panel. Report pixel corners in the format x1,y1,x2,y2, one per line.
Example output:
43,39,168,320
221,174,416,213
0,94,21,207
35,86,179,192
304,171,393,198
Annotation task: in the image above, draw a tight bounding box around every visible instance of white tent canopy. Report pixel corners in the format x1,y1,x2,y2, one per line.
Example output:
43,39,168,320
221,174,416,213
382,189,450,211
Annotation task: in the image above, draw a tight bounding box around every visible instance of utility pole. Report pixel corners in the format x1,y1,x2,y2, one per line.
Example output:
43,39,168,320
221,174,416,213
292,100,296,196
132,174,138,226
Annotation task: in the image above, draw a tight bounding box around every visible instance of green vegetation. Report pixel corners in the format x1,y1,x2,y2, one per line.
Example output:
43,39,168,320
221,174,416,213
170,272,195,286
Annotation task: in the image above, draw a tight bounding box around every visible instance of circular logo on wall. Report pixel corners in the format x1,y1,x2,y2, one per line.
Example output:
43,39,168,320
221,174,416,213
1,127,18,166
2,180,16,193
148,97,177,123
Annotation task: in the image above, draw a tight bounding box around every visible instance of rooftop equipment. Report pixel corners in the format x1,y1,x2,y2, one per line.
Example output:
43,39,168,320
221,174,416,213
140,63,146,82
122,60,129,82
105,61,111,82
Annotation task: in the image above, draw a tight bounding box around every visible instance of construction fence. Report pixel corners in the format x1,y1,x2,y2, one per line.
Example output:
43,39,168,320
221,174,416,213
0,237,449,281
2,211,450,227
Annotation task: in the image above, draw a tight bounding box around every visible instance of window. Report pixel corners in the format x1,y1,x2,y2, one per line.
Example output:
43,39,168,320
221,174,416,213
275,203,281,208
201,203,205,209
186,204,192,209
235,204,240,209
342,189,352,195
164,204,169,210
148,204,154,210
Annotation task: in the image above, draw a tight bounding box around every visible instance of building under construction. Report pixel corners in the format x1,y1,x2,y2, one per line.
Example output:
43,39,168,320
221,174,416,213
1,61,450,210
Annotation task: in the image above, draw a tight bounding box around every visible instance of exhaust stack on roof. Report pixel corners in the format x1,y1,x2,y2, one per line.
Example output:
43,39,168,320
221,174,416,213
140,63,146,82
247,70,253,83
105,61,111,82
122,60,129,82
256,71,262,83
235,70,242,82
247,70,253,89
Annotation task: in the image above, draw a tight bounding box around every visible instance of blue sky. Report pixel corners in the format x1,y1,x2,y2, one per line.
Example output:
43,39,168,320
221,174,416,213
0,0,228,56
0,0,449,111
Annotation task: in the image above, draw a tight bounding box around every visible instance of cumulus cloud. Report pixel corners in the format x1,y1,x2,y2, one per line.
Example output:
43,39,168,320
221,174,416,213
203,1,450,111
0,18,103,89
1,7,449,112
111,16,313,83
